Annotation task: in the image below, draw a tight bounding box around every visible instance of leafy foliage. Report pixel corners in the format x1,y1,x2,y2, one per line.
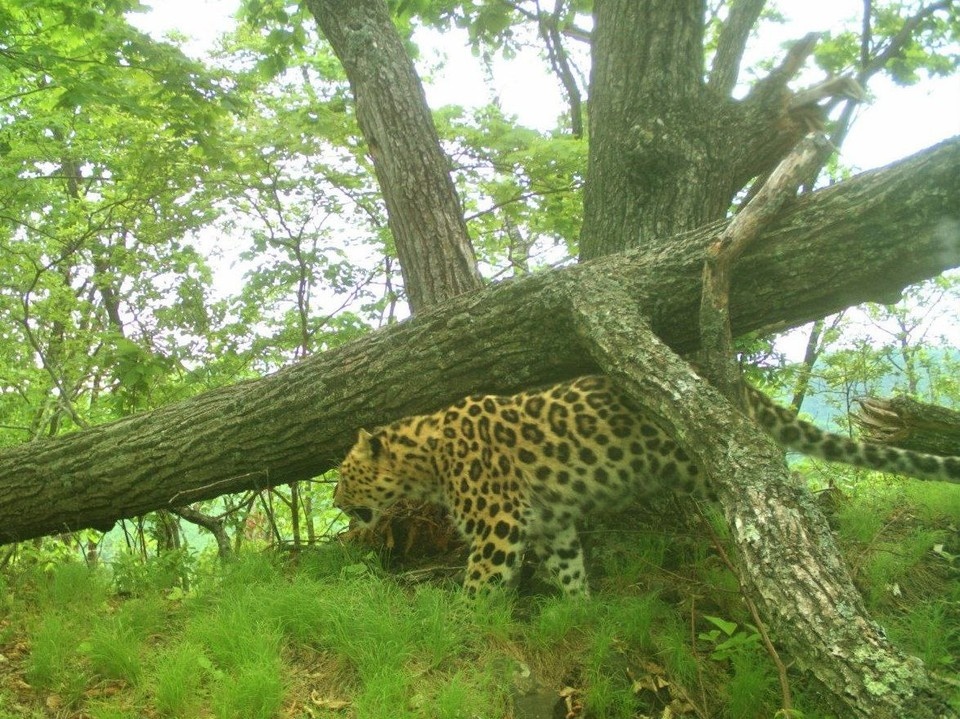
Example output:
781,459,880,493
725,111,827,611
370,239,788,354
0,0,236,442
814,2,960,83
3,0,956,447
437,103,585,272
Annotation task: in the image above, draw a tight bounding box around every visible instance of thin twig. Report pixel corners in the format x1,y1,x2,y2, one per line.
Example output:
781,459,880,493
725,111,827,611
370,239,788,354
702,510,795,715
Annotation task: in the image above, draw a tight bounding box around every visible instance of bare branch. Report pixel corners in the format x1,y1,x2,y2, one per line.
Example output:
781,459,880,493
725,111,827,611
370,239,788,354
171,505,233,560
788,76,866,110
534,0,585,137
504,0,592,42
699,133,835,398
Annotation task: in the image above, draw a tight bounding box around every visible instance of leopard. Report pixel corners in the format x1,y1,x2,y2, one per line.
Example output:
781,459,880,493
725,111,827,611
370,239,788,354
335,375,959,596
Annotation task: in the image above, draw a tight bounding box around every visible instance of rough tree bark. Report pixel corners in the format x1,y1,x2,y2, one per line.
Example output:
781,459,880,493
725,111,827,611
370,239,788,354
580,0,845,259
0,138,957,544
582,0,710,254
304,0,482,314
1,141,957,719
569,276,953,719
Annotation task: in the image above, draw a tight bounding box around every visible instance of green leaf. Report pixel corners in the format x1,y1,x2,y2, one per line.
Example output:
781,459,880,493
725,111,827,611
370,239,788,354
702,614,739,637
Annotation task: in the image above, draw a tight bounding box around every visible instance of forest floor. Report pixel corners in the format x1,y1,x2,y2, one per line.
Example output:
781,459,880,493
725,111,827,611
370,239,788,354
0,473,957,719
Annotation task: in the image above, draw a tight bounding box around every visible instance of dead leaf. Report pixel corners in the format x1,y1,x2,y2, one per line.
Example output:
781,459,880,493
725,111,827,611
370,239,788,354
630,662,671,695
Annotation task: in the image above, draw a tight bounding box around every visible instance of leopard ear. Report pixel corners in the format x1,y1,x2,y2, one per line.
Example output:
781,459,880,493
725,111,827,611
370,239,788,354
356,428,385,459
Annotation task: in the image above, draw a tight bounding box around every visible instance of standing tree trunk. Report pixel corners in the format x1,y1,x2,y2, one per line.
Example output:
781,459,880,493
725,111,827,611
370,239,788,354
580,0,844,259
305,0,482,314
581,0,712,255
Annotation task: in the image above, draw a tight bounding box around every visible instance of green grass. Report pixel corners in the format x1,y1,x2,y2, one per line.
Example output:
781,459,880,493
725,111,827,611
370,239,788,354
85,620,144,685
832,477,959,611
153,642,207,717
726,650,777,719
86,707,141,719
889,600,958,669
583,673,637,719
527,594,595,649
40,561,110,607
25,614,78,689
210,657,285,719
0,479,956,719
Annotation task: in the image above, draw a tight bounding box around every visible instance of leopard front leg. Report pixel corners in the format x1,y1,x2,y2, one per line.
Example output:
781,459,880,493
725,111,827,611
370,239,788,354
462,516,525,595
529,524,589,597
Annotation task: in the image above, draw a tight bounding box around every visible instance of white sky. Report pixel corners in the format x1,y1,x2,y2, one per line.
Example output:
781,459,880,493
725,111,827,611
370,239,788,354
133,0,959,172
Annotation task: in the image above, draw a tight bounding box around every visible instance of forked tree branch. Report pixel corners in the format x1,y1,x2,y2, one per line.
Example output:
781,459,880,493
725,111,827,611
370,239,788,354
568,275,953,719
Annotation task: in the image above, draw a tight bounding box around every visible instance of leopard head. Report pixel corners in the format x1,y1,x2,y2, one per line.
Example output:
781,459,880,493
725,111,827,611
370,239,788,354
335,428,401,529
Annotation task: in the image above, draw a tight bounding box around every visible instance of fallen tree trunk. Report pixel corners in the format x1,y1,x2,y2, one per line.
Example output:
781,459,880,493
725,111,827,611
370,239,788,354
0,137,958,543
570,276,953,719
854,394,960,456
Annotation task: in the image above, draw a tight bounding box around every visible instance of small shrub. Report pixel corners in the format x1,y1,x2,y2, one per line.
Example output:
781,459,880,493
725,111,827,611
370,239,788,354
111,549,195,596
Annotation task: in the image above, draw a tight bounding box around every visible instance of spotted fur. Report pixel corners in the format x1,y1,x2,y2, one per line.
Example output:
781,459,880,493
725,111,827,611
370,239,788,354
335,376,959,595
